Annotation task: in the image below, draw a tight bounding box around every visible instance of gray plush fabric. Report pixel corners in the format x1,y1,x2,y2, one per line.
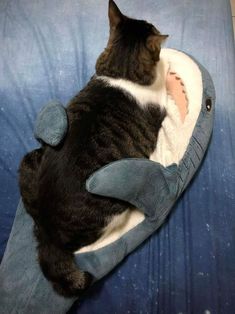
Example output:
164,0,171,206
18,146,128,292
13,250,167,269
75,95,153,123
34,100,68,146
0,200,76,314
76,61,215,280
0,54,215,312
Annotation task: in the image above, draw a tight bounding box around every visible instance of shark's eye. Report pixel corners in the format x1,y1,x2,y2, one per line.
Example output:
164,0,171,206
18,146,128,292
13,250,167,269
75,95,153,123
206,98,212,111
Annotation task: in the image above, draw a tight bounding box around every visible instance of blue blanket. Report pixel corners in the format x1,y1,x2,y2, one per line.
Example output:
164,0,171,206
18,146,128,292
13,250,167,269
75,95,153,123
0,0,235,313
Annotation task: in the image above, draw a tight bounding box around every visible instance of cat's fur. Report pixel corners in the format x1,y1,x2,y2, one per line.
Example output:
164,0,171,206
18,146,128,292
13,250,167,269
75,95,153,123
19,0,168,298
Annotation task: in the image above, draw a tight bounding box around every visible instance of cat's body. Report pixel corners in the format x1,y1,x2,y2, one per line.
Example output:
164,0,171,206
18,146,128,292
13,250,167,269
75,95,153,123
19,0,168,297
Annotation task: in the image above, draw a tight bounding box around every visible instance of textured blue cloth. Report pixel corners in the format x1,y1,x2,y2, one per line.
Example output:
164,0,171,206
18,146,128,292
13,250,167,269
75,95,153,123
0,0,235,313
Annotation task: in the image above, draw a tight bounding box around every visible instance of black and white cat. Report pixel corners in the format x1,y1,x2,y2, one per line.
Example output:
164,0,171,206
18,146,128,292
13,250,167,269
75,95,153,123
19,0,168,297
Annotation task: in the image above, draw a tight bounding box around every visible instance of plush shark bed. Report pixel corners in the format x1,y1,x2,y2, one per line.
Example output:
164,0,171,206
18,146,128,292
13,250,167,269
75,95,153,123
0,48,215,313
73,48,215,279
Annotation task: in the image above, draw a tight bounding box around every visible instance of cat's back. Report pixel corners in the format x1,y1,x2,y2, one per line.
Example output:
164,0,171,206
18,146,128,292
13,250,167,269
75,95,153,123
40,77,165,186
32,76,166,249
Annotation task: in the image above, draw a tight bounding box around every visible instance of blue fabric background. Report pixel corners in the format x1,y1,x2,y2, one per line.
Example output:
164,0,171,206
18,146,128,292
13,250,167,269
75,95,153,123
0,0,234,313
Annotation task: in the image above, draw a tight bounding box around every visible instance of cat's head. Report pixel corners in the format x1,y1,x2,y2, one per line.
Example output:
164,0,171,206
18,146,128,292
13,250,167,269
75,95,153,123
96,0,168,85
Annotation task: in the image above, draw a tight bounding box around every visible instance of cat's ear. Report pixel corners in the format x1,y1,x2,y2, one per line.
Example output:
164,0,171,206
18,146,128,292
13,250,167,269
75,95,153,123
146,34,169,52
108,0,123,30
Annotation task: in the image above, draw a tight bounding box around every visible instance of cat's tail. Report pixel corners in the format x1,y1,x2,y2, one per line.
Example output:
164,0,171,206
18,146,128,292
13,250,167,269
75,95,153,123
19,149,92,297
37,236,93,297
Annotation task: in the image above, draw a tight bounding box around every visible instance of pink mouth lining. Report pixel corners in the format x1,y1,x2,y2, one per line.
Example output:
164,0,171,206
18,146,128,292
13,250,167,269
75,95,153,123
166,71,188,122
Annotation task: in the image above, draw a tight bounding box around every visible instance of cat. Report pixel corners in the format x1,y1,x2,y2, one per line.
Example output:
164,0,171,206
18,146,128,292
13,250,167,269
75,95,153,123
19,0,168,298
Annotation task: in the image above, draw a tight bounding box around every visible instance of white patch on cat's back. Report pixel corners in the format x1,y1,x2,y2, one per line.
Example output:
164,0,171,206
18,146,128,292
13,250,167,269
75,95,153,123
97,59,169,110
